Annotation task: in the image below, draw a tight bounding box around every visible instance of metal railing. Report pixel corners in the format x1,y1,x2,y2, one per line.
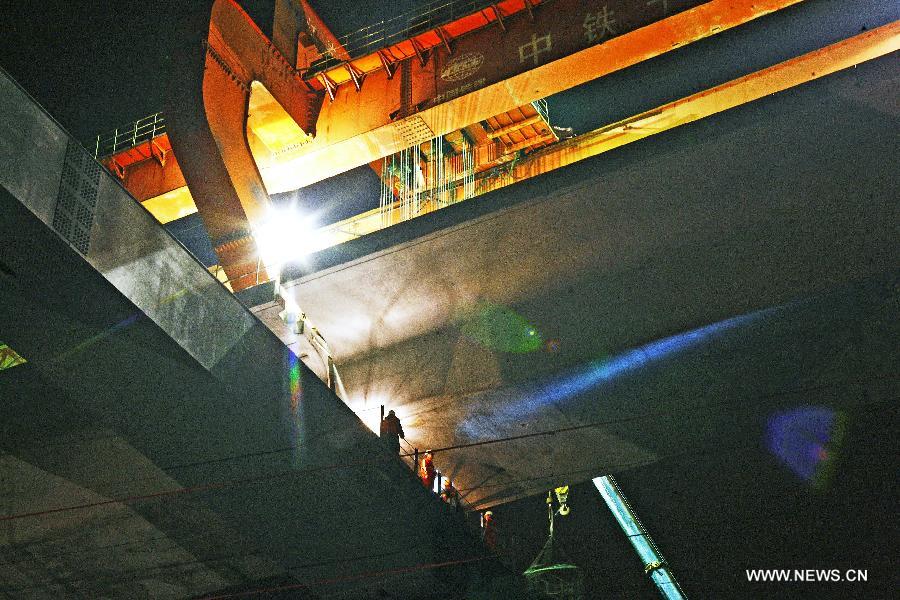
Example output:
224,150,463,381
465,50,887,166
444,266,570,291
307,0,501,74
399,437,481,522
533,98,550,124
94,112,166,159
92,1,542,156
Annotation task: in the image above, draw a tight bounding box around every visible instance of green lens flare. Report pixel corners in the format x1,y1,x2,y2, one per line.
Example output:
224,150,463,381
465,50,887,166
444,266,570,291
459,302,543,353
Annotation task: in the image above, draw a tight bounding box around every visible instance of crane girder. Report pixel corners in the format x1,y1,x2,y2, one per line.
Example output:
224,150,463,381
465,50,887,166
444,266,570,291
260,0,803,192
164,0,803,289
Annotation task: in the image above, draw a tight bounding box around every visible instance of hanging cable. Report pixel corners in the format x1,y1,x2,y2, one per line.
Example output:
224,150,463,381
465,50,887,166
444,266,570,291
2,376,893,524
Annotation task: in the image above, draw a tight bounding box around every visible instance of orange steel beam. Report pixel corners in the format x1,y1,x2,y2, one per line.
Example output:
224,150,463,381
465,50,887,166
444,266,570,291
255,0,805,193
200,16,896,278
163,0,803,289
273,0,350,70
302,0,547,88
490,20,900,191
203,0,321,228
166,0,323,290
486,114,545,138
299,21,900,256
150,20,899,271
101,134,185,202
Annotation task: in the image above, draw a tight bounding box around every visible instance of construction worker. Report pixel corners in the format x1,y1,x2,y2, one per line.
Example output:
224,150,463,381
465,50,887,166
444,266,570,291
379,410,405,454
440,478,461,510
419,451,436,491
482,511,497,551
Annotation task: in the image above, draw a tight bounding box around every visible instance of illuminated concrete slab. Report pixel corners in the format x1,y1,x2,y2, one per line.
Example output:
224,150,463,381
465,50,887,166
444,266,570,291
262,53,899,508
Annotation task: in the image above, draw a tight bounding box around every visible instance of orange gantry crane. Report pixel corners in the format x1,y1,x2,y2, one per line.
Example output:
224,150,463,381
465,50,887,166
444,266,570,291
98,0,811,289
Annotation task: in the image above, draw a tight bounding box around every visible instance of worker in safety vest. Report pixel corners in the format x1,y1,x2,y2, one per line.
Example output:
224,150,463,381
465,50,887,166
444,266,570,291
379,410,405,454
440,479,461,510
419,451,436,490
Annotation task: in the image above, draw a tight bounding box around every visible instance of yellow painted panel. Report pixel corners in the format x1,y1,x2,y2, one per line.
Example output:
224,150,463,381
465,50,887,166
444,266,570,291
142,186,197,224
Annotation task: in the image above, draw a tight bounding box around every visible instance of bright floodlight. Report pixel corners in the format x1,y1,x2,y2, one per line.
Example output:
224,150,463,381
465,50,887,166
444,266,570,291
254,206,321,272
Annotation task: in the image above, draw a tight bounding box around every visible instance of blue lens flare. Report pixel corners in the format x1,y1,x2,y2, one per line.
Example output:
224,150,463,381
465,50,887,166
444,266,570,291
538,308,777,402
767,406,845,487
457,306,779,438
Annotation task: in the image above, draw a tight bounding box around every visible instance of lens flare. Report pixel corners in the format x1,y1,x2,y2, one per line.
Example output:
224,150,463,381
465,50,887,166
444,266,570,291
254,205,322,271
767,406,846,489
526,307,776,405
289,354,302,410
285,351,305,466
456,305,779,439
458,302,543,353
0,343,27,371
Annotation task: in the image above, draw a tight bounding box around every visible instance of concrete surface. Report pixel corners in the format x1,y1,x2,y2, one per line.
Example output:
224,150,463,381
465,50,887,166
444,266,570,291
0,69,502,598
259,53,899,508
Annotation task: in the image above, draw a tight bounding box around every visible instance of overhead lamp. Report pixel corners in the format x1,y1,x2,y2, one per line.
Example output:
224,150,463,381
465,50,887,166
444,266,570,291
253,205,321,272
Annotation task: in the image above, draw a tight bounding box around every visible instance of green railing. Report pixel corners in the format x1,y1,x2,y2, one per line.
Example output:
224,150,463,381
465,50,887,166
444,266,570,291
93,112,166,159
306,0,500,75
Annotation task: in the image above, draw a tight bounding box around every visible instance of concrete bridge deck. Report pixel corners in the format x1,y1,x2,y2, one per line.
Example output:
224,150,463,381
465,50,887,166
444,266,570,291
0,68,506,599
250,52,899,509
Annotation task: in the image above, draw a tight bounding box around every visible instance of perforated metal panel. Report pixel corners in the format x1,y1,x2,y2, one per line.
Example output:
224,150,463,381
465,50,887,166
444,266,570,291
53,141,101,254
394,115,434,148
